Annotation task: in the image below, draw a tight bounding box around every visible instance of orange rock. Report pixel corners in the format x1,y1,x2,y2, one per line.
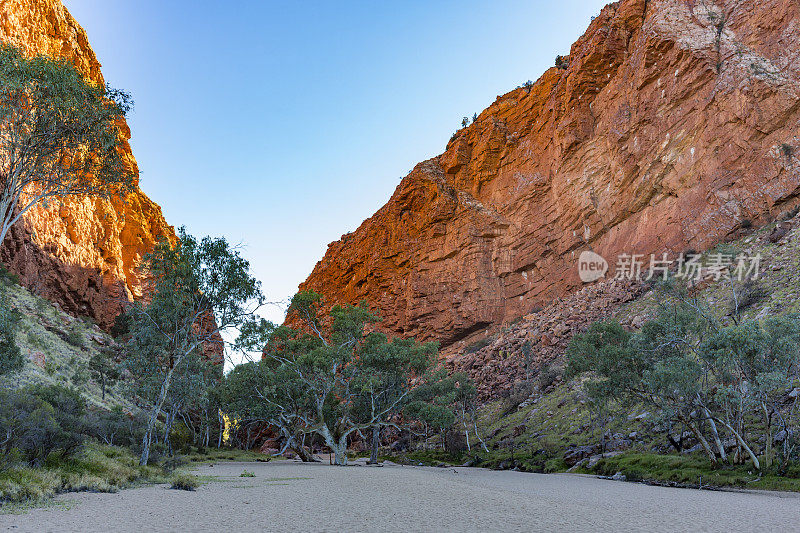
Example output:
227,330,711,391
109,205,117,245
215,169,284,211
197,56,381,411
0,0,174,329
299,0,800,348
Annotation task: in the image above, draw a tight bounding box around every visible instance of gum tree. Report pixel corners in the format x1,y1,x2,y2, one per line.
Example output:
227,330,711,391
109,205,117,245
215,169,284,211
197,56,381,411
568,280,800,471
125,229,262,465
0,44,134,246
232,291,443,465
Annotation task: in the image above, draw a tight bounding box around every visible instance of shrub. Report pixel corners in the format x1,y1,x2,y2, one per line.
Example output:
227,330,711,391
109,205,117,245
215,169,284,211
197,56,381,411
161,456,187,474
65,329,85,348
740,219,753,229
780,142,794,159
240,470,255,478
729,279,766,316
0,286,23,376
170,473,200,491
499,380,536,417
464,336,493,354
537,363,562,391
0,443,164,504
0,264,20,286
783,206,800,221
110,310,132,338
444,430,468,453
71,366,89,386
85,407,145,448
0,385,87,465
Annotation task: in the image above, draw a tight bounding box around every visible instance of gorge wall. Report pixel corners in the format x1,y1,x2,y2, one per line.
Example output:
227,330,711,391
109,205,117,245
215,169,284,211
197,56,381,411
299,0,800,348
0,0,174,329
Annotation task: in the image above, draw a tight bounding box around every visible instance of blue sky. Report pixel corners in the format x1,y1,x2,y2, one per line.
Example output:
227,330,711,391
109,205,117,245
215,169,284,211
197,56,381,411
64,0,609,323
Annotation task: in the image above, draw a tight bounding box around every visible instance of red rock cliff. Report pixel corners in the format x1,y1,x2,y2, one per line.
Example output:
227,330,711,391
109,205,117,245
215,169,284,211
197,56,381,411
0,0,175,328
299,0,800,347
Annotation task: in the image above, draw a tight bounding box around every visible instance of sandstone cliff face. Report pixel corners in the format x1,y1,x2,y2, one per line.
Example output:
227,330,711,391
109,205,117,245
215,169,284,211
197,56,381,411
300,0,800,348
0,0,175,328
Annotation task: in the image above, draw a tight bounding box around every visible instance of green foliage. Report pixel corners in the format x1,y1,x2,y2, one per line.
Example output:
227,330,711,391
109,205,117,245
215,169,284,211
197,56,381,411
124,228,262,465
0,385,86,465
464,336,493,354
0,44,135,245
88,348,120,400
537,363,562,391
70,364,89,387
85,406,145,448
384,449,468,467
729,279,765,316
65,329,84,349
0,285,23,375
239,470,255,477
568,281,800,469
110,310,132,339
170,473,199,491
0,442,169,505
222,291,461,464
0,264,19,286
589,452,800,492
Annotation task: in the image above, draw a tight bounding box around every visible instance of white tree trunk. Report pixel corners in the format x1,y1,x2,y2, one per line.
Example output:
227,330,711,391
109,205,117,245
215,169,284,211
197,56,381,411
140,366,176,466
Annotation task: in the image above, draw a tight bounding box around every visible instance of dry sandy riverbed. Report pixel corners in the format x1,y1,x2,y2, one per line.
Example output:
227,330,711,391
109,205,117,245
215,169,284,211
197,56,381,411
2,459,800,532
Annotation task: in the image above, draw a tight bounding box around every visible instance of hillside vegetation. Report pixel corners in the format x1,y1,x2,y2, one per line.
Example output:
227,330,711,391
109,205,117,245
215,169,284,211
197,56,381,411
402,212,800,492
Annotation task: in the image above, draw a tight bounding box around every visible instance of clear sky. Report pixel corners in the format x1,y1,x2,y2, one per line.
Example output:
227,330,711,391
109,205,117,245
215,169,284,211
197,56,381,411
63,0,609,325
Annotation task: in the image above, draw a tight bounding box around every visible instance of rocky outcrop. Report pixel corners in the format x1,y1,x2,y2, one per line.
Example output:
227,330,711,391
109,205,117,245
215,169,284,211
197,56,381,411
0,0,175,328
446,278,645,400
299,0,800,348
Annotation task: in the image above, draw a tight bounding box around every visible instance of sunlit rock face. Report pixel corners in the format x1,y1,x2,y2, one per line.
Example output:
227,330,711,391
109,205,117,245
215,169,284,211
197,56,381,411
0,0,175,329
299,0,800,348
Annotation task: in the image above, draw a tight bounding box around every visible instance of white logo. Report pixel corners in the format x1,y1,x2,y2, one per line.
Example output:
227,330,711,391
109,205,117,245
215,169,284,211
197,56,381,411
578,251,608,283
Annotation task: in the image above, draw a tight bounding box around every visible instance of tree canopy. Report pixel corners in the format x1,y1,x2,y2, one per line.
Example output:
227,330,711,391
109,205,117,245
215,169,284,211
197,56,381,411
567,282,800,470
124,228,263,465
0,44,135,246
223,290,463,465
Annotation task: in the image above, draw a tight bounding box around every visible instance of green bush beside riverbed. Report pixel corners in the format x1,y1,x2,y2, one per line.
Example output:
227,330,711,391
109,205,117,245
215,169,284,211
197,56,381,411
0,443,170,506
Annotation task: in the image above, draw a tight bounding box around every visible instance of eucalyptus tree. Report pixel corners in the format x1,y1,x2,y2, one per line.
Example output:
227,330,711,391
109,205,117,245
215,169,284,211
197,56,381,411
0,44,134,246
568,281,800,471
125,229,262,465
88,348,120,400
218,358,317,461
232,291,444,465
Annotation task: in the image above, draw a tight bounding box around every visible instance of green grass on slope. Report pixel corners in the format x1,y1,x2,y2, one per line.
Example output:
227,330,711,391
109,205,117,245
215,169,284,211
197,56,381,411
0,274,133,411
586,452,800,492
0,442,171,509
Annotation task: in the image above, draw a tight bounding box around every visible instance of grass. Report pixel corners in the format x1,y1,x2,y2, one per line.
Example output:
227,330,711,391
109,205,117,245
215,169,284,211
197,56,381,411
0,277,134,413
585,452,800,492
170,473,200,491
0,442,171,506
180,448,271,464
382,449,468,466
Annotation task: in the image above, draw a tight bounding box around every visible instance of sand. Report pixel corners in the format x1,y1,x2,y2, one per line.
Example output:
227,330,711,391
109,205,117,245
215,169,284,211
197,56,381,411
2,459,799,532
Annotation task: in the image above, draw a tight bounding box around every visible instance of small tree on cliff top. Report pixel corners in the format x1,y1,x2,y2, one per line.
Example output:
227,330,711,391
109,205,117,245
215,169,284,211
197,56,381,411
125,228,262,465
232,291,445,465
0,44,135,247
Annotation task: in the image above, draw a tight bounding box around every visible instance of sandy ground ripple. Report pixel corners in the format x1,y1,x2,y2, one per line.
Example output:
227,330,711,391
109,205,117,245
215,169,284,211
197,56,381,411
2,460,800,532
